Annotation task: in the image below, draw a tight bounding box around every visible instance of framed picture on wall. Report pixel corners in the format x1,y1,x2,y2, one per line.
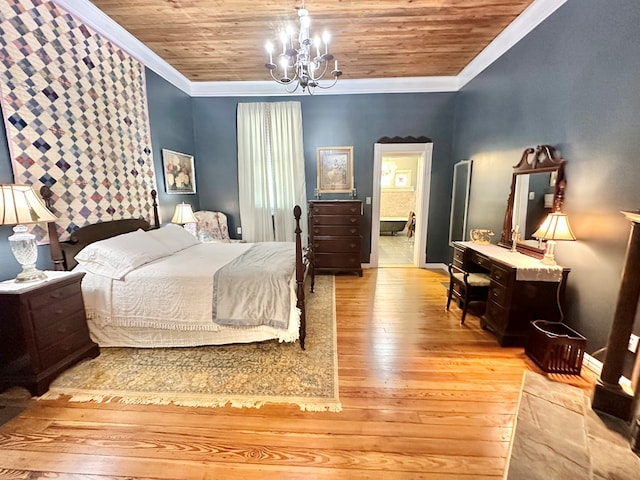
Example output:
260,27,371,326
162,149,196,194
394,169,411,188
317,146,354,193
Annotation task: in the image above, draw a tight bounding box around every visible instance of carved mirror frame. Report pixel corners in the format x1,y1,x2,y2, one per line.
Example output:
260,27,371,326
499,145,566,258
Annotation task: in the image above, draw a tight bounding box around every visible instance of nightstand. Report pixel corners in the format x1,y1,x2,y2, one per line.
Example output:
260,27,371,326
0,271,99,396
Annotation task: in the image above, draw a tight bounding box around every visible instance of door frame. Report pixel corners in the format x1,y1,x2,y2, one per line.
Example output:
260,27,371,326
370,142,433,268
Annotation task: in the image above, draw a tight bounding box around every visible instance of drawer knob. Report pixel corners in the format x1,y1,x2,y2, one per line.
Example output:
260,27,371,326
54,308,64,315
350,229,357,234
350,218,357,223
56,326,68,334
50,291,63,299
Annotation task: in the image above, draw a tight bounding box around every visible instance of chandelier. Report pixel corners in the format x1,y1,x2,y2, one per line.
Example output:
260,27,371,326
264,3,342,94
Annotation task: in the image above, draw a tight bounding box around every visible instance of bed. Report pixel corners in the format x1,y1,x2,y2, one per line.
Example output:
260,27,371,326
41,188,310,349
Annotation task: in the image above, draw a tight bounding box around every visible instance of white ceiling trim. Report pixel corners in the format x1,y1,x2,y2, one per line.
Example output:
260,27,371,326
190,76,460,97
52,0,191,93
53,0,565,98
457,0,568,88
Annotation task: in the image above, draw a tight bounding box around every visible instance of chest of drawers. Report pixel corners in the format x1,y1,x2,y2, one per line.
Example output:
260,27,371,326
308,200,363,277
0,272,99,395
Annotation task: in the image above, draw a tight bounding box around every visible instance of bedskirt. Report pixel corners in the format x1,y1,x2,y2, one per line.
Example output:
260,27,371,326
87,316,300,348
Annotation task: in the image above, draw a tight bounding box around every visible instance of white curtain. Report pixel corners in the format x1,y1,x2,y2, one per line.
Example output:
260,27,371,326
237,102,307,242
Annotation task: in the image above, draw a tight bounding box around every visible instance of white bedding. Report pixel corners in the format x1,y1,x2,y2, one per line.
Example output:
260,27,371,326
77,242,301,348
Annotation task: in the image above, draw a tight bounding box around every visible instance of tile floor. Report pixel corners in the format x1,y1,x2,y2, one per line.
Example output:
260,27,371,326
378,231,415,266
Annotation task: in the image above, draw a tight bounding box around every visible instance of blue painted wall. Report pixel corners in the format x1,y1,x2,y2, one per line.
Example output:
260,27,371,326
145,69,198,224
193,93,457,262
453,0,640,353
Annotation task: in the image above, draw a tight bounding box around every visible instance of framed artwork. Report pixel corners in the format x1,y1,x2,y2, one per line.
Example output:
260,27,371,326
394,169,411,188
317,146,354,193
162,149,196,194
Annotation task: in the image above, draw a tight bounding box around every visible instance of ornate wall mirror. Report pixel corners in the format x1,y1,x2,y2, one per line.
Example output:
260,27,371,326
499,145,566,258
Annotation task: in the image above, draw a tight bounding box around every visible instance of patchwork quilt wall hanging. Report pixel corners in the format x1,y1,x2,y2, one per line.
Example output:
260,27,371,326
0,0,157,241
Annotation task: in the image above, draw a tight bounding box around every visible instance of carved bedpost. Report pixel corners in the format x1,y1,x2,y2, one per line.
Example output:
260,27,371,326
294,205,306,350
39,186,65,271
151,189,160,228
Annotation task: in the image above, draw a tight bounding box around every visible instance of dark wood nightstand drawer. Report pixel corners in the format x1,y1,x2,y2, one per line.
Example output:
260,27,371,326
311,225,360,237
313,238,361,253
470,252,492,270
309,202,362,216
314,253,361,268
28,281,81,310
31,292,84,332
488,283,508,305
34,310,88,351
38,329,92,367
310,215,360,226
453,247,465,264
490,264,511,287
486,300,508,330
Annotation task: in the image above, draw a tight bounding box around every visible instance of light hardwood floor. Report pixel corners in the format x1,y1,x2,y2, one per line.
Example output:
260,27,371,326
0,268,593,479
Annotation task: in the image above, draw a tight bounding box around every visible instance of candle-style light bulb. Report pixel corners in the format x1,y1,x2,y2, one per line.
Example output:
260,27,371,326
286,25,294,50
265,42,274,64
280,31,288,54
280,57,289,79
322,31,330,55
314,36,321,58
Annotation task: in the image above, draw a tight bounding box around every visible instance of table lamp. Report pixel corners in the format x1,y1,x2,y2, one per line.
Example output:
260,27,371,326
171,202,197,225
0,184,57,282
533,211,576,266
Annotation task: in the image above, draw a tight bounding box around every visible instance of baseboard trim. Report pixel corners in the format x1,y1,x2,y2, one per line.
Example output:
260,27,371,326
583,353,632,392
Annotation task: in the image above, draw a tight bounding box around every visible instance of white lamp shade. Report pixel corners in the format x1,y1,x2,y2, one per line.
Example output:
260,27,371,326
533,212,577,241
171,202,197,224
0,184,57,226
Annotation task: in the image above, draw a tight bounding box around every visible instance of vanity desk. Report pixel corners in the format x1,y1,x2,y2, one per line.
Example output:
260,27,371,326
452,241,570,347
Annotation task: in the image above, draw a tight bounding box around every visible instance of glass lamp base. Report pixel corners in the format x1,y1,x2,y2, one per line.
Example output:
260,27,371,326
9,224,46,283
15,265,47,283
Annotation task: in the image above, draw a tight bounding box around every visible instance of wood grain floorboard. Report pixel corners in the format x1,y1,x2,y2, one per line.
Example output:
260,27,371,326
0,267,595,479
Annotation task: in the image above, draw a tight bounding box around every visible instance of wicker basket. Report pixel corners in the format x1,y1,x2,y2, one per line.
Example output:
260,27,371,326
525,320,587,375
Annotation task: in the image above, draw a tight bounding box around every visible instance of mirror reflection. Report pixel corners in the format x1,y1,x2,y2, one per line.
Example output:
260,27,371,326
512,171,556,247
500,145,566,257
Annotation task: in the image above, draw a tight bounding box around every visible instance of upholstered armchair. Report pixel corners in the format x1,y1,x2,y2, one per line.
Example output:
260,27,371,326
193,210,232,243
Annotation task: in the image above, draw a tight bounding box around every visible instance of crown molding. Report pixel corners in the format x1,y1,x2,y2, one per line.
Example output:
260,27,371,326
457,0,568,89
54,0,564,97
190,77,460,97
52,0,191,94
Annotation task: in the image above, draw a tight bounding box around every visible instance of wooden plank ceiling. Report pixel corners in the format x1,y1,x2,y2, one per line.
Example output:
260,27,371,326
90,0,536,82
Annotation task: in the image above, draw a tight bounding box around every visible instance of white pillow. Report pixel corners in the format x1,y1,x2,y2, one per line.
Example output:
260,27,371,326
75,229,172,279
145,223,200,253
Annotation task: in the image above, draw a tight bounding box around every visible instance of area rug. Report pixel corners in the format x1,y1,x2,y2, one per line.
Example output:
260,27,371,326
39,275,340,412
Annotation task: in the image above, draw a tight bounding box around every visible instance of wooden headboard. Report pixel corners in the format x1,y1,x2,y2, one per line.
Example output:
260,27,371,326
40,187,159,271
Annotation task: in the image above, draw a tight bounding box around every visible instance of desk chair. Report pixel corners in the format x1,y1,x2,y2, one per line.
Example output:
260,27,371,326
446,264,491,325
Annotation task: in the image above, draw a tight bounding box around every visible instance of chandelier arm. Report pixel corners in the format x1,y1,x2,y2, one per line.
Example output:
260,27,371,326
285,80,301,94
269,69,300,85
309,61,329,81
313,76,340,90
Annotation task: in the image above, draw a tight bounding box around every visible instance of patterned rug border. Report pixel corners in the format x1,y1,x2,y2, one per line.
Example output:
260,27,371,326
39,276,341,412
